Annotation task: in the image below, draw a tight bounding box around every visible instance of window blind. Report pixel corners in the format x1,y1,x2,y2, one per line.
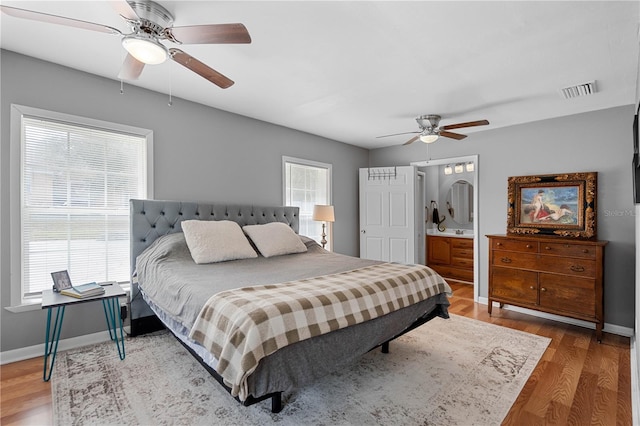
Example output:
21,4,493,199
21,116,147,298
284,160,330,244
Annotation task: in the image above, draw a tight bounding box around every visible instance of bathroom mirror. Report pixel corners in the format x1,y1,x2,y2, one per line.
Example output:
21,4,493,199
446,180,473,225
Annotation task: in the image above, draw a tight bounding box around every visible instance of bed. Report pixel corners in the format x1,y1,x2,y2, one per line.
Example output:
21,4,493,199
129,199,452,412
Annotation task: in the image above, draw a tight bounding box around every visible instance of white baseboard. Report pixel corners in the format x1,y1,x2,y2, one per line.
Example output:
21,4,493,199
0,326,130,365
478,297,634,337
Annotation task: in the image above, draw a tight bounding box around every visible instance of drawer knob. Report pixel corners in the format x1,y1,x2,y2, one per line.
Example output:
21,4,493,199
544,246,551,250
496,242,503,246
500,257,512,263
570,265,585,272
526,244,532,249
529,286,535,290
540,287,547,292
582,249,589,253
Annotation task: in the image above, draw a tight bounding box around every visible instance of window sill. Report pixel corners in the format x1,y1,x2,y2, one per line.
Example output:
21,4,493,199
5,299,42,313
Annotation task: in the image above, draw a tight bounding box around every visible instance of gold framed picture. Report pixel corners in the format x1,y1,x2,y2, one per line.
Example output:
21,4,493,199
506,172,597,238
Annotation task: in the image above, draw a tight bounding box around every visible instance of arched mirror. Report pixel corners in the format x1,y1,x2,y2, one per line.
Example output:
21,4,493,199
446,180,473,225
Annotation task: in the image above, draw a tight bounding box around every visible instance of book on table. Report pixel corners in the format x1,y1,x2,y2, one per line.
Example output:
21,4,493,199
60,282,105,299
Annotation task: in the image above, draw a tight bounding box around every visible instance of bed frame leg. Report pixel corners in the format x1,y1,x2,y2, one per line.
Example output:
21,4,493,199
271,392,283,413
381,341,389,353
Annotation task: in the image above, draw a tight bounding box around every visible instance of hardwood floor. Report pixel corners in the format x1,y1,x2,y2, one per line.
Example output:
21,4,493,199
447,282,632,425
0,357,52,425
0,282,632,425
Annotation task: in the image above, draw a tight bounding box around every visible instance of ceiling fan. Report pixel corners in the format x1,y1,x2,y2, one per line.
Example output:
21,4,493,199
377,115,490,145
0,1,251,89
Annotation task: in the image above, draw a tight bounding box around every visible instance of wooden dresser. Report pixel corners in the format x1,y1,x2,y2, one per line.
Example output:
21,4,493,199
427,235,474,284
487,234,607,341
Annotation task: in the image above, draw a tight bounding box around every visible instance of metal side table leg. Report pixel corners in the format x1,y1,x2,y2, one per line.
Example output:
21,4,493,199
43,306,65,382
102,297,125,360
102,298,115,341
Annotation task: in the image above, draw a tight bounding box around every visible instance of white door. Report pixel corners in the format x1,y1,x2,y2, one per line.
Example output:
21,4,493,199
359,166,416,263
416,172,425,264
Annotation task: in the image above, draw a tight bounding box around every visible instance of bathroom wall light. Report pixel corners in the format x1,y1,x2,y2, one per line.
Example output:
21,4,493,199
444,165,453,175
454,163,464,173
466,162,474,172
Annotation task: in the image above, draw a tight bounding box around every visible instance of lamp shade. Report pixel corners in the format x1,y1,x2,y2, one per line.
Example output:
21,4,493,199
122,34,168,65
312,205,335,222
419,134,439,144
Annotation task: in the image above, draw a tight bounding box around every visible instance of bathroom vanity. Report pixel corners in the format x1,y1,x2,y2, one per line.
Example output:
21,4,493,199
426,231,474,284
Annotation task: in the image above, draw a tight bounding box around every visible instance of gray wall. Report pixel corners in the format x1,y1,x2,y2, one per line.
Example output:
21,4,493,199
370,105,636,329
0,50,368,352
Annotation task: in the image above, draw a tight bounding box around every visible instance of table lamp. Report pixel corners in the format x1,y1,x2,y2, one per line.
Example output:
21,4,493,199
312,205,335,249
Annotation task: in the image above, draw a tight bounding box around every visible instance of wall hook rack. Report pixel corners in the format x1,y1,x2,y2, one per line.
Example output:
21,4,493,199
367,167,397,180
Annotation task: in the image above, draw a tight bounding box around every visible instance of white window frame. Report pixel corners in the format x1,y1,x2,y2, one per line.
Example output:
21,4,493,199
8,104,154,309
282,156,333,250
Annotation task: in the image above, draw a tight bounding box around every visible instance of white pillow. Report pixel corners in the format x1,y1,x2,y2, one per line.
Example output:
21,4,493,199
243,222,308,258
181,220,257,264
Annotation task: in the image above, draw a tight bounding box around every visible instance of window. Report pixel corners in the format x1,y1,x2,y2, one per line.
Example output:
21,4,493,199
10,105,152,305
282,156,332,248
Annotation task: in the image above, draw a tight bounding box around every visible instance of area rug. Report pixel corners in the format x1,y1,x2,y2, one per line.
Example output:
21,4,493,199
52,314,550,425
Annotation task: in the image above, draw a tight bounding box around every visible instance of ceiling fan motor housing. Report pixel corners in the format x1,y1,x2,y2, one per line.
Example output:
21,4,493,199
416,114,441,131
126,0,174,36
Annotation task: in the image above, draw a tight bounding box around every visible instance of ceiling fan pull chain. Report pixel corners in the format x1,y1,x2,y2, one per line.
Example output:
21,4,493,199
168,64,173,107
120,79,124,95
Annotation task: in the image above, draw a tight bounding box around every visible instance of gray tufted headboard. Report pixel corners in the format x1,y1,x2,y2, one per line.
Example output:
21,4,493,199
129,199,300,335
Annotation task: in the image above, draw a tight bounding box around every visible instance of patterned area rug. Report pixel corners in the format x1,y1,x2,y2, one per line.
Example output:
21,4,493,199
52,314,550,425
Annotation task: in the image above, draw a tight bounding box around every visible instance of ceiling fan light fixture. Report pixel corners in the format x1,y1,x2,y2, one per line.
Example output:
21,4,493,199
419,134,439,143
122,34,168,64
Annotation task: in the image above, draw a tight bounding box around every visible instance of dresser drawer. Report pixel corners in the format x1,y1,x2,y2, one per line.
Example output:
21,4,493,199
452,247,473,259
539,242,596,259
491,250,539,270
490,267,537,305
452,239,473,249
491,239,537,253
536,256,596,278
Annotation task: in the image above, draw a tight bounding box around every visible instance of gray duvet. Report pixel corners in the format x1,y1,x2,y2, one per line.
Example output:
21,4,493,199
136,232,451,399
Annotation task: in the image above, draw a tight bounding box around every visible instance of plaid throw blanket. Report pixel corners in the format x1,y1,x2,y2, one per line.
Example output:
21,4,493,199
188,262,451,401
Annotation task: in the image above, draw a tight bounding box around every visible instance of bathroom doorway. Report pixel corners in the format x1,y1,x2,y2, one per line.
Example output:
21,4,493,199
411,155,479,302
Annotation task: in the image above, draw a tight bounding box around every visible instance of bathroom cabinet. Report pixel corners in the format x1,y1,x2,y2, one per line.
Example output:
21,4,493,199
426,235,474,284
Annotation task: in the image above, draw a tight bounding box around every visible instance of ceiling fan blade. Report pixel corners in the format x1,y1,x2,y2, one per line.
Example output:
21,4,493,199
376,131,420,139
166,24,251,44
110,0,139,21
440,130,467,140
441,119,489,130
403,135,420,145
117,54,145,80
169,49,234,89
0,5,122,35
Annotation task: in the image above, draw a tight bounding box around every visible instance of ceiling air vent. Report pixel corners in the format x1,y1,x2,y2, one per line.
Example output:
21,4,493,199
560,80,597,99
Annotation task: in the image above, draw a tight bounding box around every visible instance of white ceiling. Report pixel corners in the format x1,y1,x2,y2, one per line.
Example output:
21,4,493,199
1,1,638,149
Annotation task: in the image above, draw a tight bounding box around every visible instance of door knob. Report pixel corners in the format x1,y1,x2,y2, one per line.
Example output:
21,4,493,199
361,229,366,234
